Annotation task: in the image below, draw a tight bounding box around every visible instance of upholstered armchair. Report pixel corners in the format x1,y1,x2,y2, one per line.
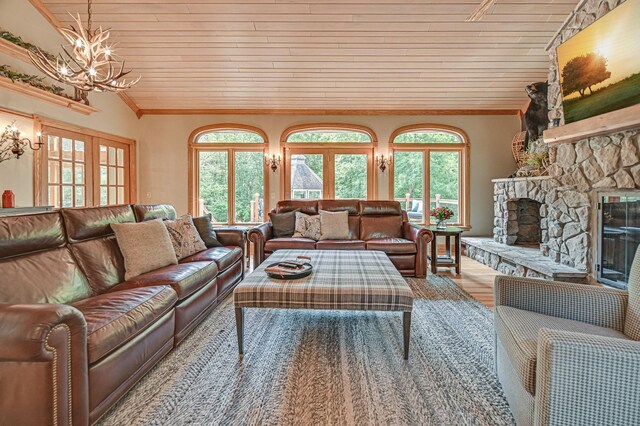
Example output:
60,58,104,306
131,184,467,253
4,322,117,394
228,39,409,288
494,249,640,426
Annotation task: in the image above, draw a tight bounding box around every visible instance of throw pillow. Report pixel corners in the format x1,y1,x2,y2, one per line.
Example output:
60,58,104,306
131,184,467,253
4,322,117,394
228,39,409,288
319,210,350,240
192,214,223,248
164,215,207,260
111,219,178,280
269,209,299,238
292,212,321,240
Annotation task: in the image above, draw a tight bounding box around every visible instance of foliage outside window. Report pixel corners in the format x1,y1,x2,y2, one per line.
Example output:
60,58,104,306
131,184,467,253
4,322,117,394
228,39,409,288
196,130,264,143
286,130,371,143
190,126,267,224
391,127,468,227
393,130,462,144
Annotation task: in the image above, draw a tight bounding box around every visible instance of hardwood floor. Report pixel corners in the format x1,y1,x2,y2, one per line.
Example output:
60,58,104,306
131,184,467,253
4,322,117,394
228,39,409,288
433,255,499,309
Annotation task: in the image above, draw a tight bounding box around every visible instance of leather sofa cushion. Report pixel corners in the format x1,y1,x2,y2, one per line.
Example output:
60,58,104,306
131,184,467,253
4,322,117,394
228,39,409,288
359,201,402,216
0,211,65,259
360,216,403,240
180,247,243,272
265,237,316,252
316,240,366,250
0,247,93,304
276,200,318,215
112,261,218,301
387,254,417,272
133,204,177,222
73,285,177,363
366,238,417,254
62,205,136,243
69,236,126,293
317,199,359,215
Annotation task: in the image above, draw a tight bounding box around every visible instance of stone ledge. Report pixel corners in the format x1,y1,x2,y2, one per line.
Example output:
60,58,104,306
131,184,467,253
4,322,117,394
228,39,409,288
492,176,552,183
462,237,588,283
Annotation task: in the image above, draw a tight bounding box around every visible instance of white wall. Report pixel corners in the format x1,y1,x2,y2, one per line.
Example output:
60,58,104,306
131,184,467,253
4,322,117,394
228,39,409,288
0,1,140,207
138,114,519,236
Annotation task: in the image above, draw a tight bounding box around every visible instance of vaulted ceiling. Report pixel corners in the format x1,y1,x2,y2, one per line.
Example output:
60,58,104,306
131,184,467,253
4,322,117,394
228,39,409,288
38,0,578,113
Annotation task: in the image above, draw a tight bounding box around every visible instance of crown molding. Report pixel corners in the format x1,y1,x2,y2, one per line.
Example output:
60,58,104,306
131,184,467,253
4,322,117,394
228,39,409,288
137,108,520,117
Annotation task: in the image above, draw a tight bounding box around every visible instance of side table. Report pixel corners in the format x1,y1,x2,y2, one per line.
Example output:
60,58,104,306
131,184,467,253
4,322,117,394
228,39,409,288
425,226,464,275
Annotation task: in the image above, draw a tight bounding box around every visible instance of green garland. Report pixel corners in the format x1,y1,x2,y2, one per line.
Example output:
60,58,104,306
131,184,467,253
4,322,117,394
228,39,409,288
0,29,56,61
0,64,73,100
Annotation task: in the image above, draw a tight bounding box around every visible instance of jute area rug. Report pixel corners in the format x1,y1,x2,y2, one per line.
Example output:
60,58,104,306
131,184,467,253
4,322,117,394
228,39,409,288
99,275,514,425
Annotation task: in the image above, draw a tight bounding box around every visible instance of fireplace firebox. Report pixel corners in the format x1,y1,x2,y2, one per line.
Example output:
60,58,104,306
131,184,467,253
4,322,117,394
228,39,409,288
597,192,640,290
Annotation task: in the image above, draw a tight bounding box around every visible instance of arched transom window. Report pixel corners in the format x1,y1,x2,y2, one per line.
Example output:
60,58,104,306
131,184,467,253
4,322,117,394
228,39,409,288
281,124,377,200
390,125,469,227
189,124,269,224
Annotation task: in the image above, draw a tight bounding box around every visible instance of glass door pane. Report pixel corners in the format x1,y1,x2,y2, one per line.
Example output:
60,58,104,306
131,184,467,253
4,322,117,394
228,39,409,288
198,151,228,222
334,154,367,199
234,151,264,223
394,151,424,222
290,154,323,199
429,151,460,223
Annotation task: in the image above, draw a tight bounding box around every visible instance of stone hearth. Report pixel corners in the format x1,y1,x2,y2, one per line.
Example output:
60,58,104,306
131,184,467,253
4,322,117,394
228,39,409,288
463,237,588,282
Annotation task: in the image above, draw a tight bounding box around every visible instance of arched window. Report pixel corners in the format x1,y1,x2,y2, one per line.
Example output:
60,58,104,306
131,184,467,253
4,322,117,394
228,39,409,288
390,125,469,227
280,124,377,200
189,124,269,224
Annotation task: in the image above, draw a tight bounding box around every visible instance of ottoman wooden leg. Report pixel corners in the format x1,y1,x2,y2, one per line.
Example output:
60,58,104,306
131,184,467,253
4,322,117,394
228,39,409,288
235,307,244,355
403,311,411,360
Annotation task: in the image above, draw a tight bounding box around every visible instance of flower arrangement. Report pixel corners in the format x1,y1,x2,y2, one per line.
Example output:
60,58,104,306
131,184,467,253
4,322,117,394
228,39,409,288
430,206,454,229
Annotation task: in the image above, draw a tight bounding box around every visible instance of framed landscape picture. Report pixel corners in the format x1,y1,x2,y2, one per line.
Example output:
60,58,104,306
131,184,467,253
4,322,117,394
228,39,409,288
557,0,640,124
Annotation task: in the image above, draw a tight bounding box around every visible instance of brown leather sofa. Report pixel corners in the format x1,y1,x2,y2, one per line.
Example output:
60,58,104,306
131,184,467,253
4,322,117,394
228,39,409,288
0,204,244,425
248,200,433,277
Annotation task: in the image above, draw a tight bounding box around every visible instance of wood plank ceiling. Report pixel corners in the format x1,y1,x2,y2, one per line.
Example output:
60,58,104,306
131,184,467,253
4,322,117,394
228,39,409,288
39,0,578,112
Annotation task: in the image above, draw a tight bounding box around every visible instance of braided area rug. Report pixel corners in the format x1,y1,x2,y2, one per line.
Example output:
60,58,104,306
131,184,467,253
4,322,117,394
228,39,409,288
98,275,514,425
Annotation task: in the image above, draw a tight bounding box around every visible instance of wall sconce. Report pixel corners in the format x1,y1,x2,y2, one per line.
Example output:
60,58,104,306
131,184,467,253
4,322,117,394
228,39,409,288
375,154,391,172
265,153,281,172
0,121,43,163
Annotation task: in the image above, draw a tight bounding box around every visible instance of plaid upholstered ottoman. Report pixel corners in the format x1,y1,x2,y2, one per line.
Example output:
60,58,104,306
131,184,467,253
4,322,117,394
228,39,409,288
233,249,414,359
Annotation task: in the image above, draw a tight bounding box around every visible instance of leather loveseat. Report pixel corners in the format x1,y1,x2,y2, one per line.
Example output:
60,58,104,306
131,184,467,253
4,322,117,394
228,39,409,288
248,200,433,277
0,204,244,425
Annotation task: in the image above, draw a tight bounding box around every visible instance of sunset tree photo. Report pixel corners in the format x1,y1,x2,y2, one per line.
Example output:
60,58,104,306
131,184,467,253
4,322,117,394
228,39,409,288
561,52,611,97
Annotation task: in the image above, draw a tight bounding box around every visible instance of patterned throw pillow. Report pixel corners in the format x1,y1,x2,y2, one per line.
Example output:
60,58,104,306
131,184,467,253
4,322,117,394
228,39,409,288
292,212,321,241
164,215,207,260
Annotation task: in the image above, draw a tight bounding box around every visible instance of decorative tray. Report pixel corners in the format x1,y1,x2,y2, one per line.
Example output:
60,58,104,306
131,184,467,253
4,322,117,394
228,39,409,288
265,256,312,280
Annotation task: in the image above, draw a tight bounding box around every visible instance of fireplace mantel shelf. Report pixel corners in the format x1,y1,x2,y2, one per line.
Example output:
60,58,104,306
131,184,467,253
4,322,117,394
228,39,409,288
543,104,640,145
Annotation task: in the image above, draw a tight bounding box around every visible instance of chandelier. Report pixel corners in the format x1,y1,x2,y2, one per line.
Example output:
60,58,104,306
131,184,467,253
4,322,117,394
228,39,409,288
29,0,140,92
0,122,43,163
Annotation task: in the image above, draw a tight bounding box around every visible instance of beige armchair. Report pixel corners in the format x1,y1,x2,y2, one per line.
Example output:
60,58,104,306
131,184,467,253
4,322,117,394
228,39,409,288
494,249,640,426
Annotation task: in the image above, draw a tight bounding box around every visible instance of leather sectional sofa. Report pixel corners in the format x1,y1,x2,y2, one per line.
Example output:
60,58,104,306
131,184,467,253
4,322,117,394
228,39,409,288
0,204,244,425
248,200,433,277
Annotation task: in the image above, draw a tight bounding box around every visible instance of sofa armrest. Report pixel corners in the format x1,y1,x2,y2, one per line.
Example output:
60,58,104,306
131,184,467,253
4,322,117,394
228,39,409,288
494,276,628,331
536,329,640,425
402,223,433,278
0,303,89,425
248,223,273,266
213,228,246,248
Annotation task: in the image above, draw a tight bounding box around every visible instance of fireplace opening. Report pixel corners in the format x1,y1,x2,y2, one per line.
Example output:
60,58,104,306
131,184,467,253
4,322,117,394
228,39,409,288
509,199,542,246
598,193,640,290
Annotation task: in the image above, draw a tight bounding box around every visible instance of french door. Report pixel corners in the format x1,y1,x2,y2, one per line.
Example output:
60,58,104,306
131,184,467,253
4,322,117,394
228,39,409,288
40,124,135,208
283,148,374,200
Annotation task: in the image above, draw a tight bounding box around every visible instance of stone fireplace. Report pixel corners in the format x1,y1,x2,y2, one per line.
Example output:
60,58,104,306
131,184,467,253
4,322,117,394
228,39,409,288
464,0,640,285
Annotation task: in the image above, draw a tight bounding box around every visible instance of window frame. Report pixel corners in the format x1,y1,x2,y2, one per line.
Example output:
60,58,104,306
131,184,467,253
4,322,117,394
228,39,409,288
34,116,137,208
188,124,270,225
389,124,470,228
280,123,378,200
